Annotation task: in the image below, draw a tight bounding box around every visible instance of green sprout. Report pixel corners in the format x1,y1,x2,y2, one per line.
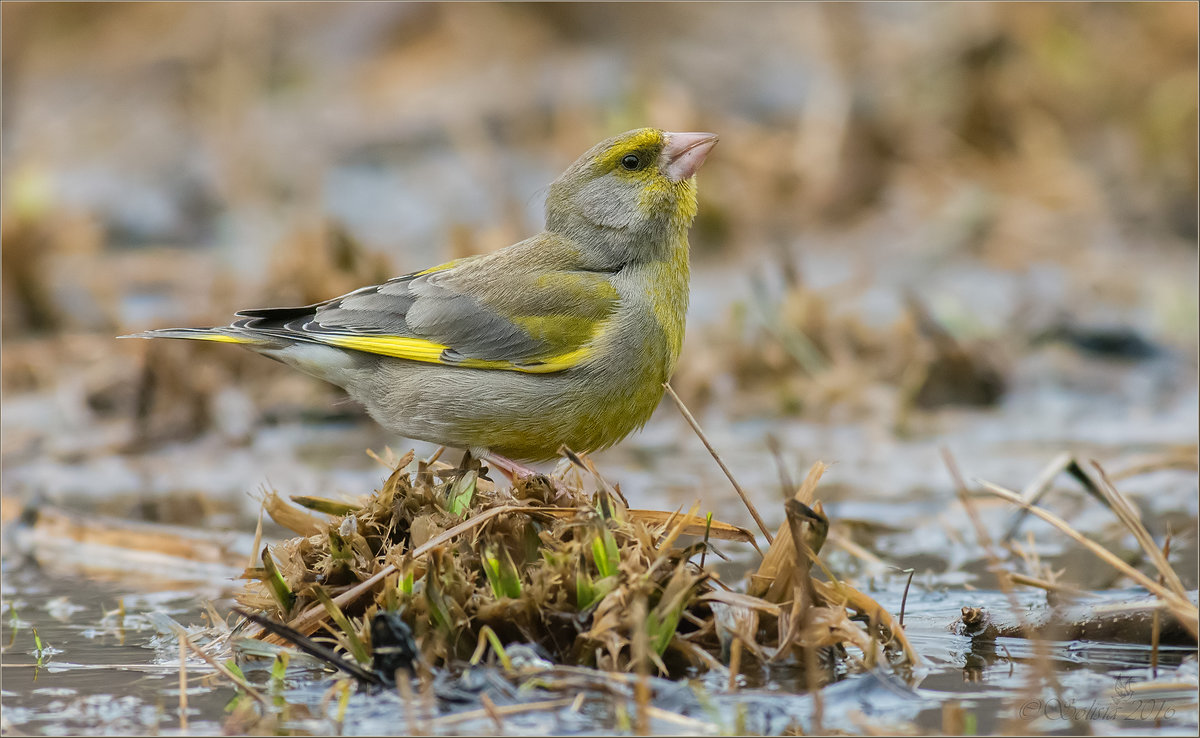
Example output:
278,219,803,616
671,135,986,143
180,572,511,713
32,626,47,666
261,547,296,615
446,470,478,516
482,545,522,599
469,625,514,672
591,525,620,579
310,586,370,666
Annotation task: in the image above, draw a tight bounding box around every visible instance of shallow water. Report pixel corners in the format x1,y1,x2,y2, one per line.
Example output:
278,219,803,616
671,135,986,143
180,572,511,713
4,560,1196,736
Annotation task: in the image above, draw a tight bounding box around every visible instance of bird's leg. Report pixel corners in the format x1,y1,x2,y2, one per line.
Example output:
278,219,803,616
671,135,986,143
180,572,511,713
476,449,570,501
482,451,542,482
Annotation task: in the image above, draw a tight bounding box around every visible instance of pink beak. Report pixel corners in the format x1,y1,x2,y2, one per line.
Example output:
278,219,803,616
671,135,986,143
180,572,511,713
661,131,719,183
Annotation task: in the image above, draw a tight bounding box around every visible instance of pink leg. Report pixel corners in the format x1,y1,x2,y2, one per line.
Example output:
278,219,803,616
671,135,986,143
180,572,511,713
482,452,541,482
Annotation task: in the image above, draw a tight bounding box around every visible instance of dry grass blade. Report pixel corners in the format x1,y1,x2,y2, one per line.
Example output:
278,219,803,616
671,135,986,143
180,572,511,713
699,590,783,617
428,698,577,729
1007,573,1097,600
1152,535,1171,677
178,637,188,732
534,507,757,543
976,479,1198,637
560,446,630,509
367,448,414,471
1088,461,1188,600
655,501,703,561
1111,445,1199,481
175,628,267,705
826,530,888,571
641,705,719,732
264,491,326,536
728,635,743,690
663,382,774,544
793,459,828,507
479,693,504,734
749,461,827,600
249,507,264,571
812,579,922,666
1002,451,1073,541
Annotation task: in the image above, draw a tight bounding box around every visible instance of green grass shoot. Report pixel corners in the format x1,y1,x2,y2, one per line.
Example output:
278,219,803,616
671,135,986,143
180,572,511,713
310,586,370,665
482,545,522,599
447,470,478,516
260,547,296,614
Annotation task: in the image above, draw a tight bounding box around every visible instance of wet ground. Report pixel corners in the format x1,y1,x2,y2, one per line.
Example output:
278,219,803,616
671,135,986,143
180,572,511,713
3,566,1197,735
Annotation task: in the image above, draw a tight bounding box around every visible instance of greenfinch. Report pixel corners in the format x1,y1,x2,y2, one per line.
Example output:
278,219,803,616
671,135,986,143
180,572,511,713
127,128,718,467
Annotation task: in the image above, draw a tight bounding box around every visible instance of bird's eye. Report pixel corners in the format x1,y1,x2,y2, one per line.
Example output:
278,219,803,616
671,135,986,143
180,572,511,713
620,154,641,170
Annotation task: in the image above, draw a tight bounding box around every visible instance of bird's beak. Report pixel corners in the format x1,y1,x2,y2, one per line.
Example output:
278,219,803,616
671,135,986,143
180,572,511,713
661,131,719,183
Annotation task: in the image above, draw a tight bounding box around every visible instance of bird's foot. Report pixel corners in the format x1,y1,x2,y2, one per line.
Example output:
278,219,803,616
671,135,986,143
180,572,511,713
482,452,571,503
482,452,542,481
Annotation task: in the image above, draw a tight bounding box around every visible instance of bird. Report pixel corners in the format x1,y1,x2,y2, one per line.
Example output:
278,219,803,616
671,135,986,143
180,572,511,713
125,128,718,478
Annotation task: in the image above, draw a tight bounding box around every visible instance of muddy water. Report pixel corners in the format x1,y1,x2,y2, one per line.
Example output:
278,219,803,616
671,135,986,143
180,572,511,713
3,567,1196,735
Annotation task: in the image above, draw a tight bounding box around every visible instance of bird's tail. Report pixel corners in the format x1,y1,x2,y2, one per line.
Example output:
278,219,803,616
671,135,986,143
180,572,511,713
119,325,362,385
118,326,267,346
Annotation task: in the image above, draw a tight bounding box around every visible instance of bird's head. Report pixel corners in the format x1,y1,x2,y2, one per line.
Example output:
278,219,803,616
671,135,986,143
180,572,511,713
546,128,718,265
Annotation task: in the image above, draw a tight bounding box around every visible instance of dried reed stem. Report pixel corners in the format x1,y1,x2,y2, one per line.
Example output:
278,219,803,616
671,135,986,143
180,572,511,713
176,629,267,705
178,637,189,732
664,382,774,544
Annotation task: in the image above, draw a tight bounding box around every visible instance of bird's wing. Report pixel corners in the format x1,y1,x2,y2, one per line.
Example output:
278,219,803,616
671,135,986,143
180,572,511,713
234,240,619,374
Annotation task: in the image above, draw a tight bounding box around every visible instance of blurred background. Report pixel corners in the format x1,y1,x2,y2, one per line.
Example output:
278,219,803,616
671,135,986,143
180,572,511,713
2,2,1197,573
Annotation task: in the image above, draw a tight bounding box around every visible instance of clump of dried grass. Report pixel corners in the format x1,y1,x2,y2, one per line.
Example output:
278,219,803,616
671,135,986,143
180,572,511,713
672,267,1007,422
235,447,920,682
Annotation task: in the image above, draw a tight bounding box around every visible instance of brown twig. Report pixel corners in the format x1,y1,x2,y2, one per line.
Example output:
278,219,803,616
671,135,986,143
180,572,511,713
898,568,915,628
1001,451,1073,541
479,693,505,735
663,382,774,544
429,698,576,729
727,635,743,691
632,595,651,736
178,637,189,732
396,673,420,736
1089,461,1188,599
1007,572,1096,600
175,628,267,706
1152,534,1171,678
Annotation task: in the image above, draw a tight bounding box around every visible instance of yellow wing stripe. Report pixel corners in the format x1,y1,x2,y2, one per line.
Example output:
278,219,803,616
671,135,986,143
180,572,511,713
319,334,593,374
194,334,252,344
457,345,592,374
321,335,450,363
